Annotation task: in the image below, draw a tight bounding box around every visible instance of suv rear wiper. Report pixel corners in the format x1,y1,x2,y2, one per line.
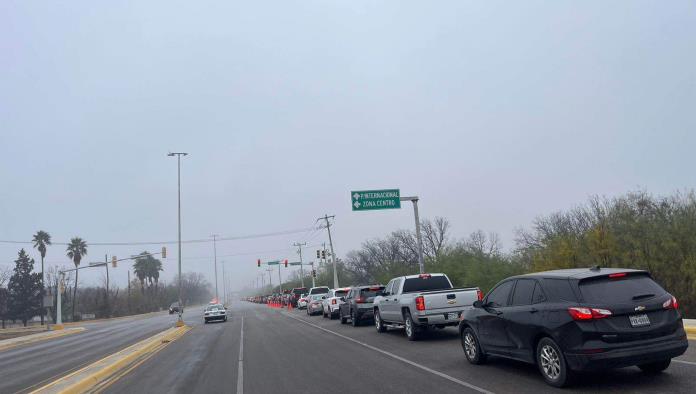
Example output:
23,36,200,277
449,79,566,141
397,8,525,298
632,293,655,300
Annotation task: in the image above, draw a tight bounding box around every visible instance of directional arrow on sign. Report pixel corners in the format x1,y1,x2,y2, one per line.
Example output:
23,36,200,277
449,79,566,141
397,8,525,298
353,193,360,200
354,201,361,208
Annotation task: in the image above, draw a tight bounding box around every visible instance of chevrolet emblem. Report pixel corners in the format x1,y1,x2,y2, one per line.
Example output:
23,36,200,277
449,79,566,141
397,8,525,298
447,300,456,304
635,305,646,312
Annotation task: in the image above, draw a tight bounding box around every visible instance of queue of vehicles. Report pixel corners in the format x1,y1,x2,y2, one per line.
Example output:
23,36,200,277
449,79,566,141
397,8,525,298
244,267,689,388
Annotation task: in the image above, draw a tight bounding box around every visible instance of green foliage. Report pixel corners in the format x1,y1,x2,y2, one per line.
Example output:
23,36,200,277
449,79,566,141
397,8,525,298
133,251,164,291
7,249,42,326
516,191,696,317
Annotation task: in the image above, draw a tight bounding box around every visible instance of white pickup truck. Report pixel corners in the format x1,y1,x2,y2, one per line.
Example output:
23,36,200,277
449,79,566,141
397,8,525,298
373,273,482,341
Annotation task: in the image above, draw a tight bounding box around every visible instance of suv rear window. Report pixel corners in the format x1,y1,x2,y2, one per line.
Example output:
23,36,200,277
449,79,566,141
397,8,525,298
334,290,348,297
311,288,329,294
360,287,384,298
293,288,307,295
402,276,452,293
543,279,579,302
579,274,666,304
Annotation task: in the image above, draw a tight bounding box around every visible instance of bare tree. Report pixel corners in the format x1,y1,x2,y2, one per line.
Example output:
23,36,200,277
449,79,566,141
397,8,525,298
421,217,451,261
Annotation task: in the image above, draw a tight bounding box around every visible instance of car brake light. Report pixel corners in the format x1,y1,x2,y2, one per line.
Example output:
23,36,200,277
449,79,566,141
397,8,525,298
356,297,366,304
332,299,336,305
608,273,627,279
476,289,484,301
663,296,678,310
418,274,431,279
415,296,425,311
568,307,612,321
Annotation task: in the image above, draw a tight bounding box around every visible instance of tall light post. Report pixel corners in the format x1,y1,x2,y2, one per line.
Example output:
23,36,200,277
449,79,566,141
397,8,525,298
211,234,219,302
168,152,188,327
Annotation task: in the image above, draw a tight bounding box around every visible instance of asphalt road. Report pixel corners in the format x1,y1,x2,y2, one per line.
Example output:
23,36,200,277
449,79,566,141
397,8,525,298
0,306,205,394
105,301,696,394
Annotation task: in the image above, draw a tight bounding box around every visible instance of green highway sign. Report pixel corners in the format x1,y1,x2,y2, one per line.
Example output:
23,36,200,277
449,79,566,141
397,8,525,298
266,260,280,265
351,189,401,211
289,262,303,266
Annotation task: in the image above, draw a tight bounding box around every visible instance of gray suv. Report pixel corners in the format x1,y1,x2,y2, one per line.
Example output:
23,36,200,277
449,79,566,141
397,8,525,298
338,285,385,326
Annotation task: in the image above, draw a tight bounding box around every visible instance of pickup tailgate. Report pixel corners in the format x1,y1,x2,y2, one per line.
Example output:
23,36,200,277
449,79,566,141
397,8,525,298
421,288,479,313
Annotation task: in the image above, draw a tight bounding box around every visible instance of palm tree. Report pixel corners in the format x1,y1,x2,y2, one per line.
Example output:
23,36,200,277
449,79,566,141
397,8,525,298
66,237,87,321
32,230,51,325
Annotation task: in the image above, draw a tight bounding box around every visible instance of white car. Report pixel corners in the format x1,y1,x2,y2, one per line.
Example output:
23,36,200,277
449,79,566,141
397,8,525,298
297,294,308,309
204,303,227,323
322,287,350,319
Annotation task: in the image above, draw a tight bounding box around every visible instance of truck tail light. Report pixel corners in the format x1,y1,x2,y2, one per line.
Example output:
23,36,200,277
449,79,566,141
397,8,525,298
476,289,484,301
568,307,612,321
415,296,425,311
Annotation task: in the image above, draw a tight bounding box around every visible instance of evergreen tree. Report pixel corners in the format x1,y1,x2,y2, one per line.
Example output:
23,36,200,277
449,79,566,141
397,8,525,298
8,249,42,326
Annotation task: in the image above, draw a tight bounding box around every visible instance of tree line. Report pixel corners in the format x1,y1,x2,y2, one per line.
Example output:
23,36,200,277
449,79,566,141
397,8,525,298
252,190,695,318
0,231,212,327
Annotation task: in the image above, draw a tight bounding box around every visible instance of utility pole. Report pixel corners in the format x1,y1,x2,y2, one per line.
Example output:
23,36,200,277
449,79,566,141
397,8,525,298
293,242,307,288
265,267,273,292
211,234,219,302
318,214,338,288
278,264,283,293
55,272,65,329
168,151,188,327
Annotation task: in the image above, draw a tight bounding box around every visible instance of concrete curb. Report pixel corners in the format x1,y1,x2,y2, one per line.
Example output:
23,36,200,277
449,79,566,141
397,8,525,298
0,327,85,352
30,325,190,394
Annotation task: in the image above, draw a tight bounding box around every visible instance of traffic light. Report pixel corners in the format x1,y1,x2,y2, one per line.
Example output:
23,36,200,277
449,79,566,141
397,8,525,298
257,259,261,267
321,250,326,259
161,246,167,258
312,269,317,278
316,250,320,259
284,259,288,267
111,256,117,268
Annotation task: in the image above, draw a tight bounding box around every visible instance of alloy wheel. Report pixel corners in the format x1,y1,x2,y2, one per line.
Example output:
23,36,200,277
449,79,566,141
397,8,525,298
464,333,477,360
540,345,561,380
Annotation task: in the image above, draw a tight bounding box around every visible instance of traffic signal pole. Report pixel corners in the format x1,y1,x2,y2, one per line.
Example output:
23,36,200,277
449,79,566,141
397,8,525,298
400,196,425,274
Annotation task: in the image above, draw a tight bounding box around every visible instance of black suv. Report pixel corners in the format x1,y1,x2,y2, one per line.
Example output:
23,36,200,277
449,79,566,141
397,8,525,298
338,285,385,326
459,268,688,387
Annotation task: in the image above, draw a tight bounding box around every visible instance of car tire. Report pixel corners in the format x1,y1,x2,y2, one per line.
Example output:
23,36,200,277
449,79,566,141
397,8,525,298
340,310,347,324
536,337,573,388
638,359,671,374
404,311,419,341
329,311,336,320
461,327,486,364
351,310,360,327
204,320,208,324
322,308,328,318
375,310,386,333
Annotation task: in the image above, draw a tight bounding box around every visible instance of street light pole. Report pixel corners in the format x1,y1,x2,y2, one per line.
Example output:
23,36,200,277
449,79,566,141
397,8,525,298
400,196,426,274
168,152,188,327
211,234,219,302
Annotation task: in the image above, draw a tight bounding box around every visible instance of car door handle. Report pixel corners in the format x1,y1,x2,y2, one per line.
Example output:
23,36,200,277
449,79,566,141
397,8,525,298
529,308,539,313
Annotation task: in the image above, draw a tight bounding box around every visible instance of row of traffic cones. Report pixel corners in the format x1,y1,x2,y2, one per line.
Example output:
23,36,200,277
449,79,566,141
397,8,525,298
266,300,294,310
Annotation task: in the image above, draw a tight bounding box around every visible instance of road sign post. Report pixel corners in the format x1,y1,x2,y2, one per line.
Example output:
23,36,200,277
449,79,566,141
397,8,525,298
351,189,426,274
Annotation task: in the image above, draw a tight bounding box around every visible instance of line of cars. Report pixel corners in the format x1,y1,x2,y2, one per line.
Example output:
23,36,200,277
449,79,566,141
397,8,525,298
246,267,690,388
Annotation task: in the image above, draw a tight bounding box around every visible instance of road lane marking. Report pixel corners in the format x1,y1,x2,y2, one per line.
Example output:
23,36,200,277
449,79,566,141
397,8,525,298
674,360,696,366
283,312,494,394
237,315,244,394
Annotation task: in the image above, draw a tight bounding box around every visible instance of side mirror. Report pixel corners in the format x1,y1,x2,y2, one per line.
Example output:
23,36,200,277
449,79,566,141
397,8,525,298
473,300,483,308
322,296,327,300
340,297,346,302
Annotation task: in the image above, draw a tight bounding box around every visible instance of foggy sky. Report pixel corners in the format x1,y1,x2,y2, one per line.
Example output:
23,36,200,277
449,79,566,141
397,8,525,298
1,1,695,293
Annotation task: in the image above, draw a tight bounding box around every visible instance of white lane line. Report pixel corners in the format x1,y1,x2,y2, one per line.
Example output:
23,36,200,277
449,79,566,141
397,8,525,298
283,312,494,394
237,315,244,394
674,359,696,366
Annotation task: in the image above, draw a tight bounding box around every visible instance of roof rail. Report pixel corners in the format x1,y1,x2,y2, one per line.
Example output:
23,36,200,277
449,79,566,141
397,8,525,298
589,265,601,271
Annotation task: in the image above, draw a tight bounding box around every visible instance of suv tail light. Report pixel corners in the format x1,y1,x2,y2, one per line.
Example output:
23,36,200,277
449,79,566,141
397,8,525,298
415,296,425,311
476,289,484,301
356,297,366,304
568,307,612,321
331,299,337,305
663,295,679,310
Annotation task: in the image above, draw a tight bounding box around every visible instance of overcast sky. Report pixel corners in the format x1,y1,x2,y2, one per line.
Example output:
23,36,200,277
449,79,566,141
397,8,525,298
1,1,695,293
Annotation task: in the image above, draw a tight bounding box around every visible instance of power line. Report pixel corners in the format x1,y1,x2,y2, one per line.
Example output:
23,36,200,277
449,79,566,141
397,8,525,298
0,227,316,247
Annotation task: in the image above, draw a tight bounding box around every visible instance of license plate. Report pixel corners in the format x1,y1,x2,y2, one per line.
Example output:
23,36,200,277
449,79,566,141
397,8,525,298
629,313,650,327
445,313,458,320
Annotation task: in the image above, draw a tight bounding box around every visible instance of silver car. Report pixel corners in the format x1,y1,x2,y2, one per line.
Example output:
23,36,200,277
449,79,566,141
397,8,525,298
204,303,227,323
306,294,326,316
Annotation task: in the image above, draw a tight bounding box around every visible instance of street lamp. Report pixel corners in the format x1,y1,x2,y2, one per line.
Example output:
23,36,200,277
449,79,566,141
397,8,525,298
168,152,188,327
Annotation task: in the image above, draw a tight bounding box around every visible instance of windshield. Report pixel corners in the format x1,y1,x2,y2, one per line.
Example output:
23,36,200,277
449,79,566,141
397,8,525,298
579,274,666,304
402,276,452,293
